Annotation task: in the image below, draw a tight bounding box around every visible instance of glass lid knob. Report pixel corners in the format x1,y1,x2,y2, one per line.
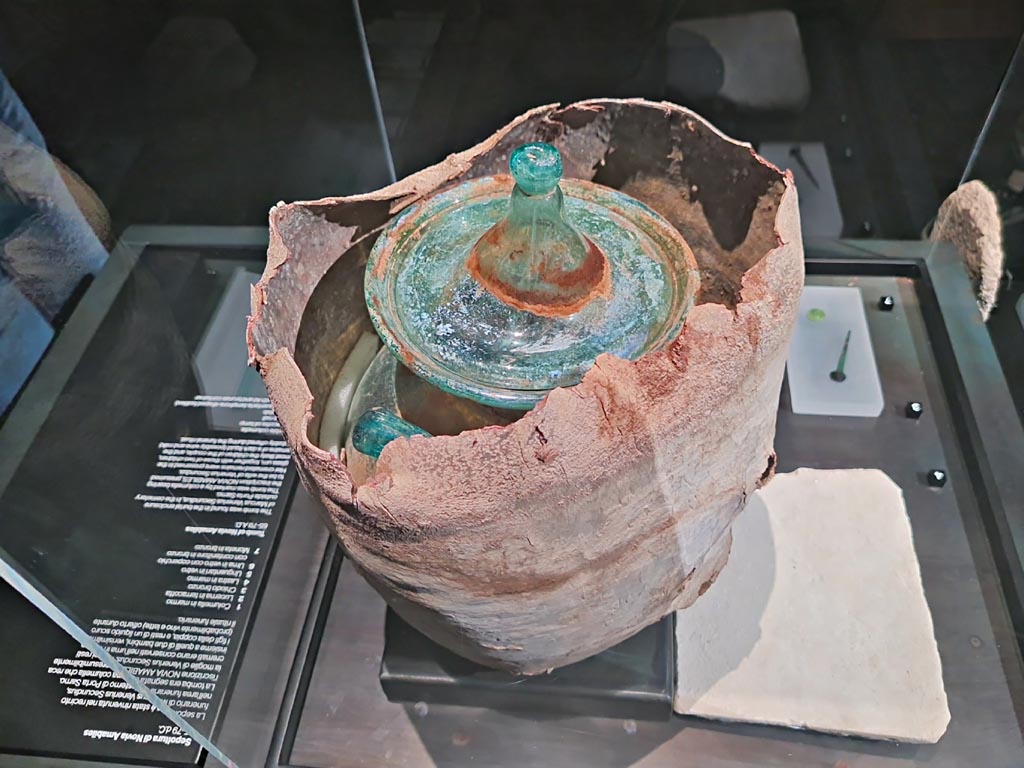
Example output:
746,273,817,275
509,141,561,195
467,143,611,317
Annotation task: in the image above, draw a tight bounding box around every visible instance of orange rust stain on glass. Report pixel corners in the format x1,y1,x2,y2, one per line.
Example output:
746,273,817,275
466,237,611,318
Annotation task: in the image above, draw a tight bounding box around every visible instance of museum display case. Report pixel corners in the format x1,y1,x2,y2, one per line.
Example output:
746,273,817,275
0,3,1022,767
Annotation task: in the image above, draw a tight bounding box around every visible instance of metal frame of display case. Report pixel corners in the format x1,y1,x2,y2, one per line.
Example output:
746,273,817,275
987,280,1024,431
801,239,1024,639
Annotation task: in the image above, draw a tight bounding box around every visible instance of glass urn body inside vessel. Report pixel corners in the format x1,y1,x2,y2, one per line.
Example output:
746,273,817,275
364,143,700,411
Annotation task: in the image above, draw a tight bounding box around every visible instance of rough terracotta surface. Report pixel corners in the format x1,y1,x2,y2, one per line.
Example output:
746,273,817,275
247,99,803,674
929,179,1004,321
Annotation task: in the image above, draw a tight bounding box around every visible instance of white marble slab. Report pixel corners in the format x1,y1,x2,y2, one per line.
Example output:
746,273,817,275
674,468,950,743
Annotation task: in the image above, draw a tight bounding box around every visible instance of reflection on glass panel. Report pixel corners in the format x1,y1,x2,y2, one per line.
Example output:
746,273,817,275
365,0,1021,241
0,243,292,765
0,1,390,764
957,35,1024,424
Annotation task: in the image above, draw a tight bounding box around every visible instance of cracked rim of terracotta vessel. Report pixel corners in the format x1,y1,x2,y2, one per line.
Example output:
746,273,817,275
247,99,803,674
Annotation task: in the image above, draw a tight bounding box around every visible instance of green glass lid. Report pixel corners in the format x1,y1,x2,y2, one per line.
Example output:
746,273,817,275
364,143,700,410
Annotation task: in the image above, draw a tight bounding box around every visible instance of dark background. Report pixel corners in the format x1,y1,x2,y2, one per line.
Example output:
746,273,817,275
0,0,1020,240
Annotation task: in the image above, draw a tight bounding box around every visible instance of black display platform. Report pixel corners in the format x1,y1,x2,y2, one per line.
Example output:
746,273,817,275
380,609,675,721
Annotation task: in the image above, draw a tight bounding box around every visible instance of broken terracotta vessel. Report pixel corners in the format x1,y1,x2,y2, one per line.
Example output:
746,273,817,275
247,99,803,674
